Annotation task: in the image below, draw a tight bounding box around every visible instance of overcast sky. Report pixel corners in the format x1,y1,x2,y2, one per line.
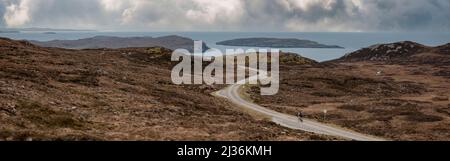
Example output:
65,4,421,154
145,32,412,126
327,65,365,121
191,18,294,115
0,0,449,32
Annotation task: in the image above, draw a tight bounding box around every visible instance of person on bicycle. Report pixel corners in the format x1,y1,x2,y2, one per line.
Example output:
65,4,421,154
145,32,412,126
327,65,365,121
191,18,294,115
297,111,304,122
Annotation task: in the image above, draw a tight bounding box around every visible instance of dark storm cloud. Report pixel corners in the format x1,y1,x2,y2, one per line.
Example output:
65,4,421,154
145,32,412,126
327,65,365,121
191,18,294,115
0,0,448,32
239,0,449,32
367,0,450,31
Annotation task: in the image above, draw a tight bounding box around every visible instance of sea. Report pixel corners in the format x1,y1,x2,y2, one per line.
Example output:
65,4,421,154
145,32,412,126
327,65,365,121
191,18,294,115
1,31,450,62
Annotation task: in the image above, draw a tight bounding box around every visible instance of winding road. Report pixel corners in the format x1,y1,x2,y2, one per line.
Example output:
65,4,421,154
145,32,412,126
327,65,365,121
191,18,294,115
213,67,384,141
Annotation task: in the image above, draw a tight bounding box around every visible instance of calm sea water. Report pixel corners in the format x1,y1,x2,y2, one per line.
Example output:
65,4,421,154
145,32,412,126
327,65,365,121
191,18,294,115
1,32,450,62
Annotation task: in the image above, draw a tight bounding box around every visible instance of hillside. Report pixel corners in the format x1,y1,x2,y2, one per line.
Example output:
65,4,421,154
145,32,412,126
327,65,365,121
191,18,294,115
30,35,209,53
0,37,334,141
246,41,450,140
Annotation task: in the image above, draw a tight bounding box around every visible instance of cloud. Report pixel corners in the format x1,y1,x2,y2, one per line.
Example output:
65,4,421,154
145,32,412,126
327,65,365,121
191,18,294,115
239,0,365,32
186,0,244,24
0,0,448,32
3,0,31,27
240,0,450,32
100,0,127,12
115,0,245,31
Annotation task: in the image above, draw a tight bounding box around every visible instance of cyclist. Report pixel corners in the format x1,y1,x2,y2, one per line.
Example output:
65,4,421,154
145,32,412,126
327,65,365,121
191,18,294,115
297,111,304,123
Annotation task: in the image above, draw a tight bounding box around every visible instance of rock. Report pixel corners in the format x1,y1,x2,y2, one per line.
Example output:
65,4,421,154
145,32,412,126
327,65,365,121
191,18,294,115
25,137,33,141
376,71,383,76
1,103,17,115
199,85,213,90
95,69,109,76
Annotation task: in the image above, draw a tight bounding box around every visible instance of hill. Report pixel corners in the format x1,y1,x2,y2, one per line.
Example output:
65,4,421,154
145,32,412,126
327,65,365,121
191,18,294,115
0,37,331,141
337,41,450,65
30,35,209,53
245,41,450,140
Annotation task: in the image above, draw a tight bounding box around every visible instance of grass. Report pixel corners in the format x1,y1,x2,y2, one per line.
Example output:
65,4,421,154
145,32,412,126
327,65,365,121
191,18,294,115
337,104,365,112
311,91,342,97
405,114,444,122
17,100,88,129
56,71,99,86
436,108,450,116
147,47,162,54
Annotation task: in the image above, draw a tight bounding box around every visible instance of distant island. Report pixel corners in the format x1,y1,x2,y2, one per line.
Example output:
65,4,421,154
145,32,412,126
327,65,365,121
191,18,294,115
217,38,344,48
30,35,209,53
18,27,95,32
0,27,95,33
0,30,20,33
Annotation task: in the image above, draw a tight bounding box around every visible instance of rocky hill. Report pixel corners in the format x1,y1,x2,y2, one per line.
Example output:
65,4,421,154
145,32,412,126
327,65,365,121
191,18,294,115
337,41,450,65
30,35,209,53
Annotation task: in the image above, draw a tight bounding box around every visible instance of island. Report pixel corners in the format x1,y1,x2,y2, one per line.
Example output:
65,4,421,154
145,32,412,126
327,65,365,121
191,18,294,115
1,27,95,34
0,30,20,33
43,32,57,34
216,37,344,48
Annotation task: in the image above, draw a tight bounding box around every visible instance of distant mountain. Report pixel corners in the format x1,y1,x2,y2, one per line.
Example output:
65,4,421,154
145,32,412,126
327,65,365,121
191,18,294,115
216,38,343,48
337,41,450,65
30,35,209,52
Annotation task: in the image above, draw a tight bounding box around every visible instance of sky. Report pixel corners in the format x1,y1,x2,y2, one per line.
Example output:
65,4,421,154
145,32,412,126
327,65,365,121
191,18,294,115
0,0,449,32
